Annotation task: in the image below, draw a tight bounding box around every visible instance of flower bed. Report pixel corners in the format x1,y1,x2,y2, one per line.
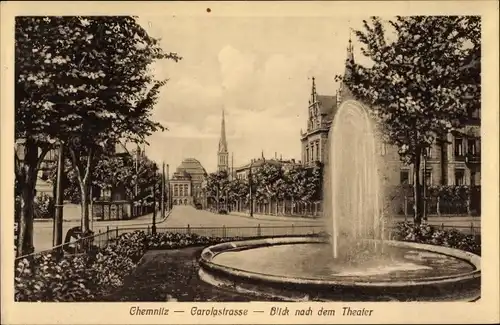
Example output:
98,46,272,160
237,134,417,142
392,221,481,255
15,231,244,302
15,226,481,302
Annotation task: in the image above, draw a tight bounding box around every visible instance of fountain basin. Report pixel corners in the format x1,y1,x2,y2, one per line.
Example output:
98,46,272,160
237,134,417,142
198,236,481,302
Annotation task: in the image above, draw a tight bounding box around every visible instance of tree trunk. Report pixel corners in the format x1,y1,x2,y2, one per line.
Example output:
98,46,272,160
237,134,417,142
80,181,90,232
413,148,423,225
68,146,94,234
16,140,47,257
17,168,37,256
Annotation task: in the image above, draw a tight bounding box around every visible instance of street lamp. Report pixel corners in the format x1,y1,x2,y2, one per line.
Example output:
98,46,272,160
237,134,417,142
422,147,428,223
249,161,254,218
152,166,157,235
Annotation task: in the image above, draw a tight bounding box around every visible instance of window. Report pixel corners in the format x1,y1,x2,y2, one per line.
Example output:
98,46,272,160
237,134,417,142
173,184,179,197
380,143,387,156
424,170,432,186
316,142,320,161
467,139,477,155
455,169,465,185
467,107,480,119
424,146,432,158
470,171,477,186
310,144,314,163
454,137,464,157
400,170,409,185
306,147,309,163
184,184,189,196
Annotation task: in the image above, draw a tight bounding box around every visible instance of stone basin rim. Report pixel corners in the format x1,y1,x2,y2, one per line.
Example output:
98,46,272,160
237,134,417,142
199,236,481,288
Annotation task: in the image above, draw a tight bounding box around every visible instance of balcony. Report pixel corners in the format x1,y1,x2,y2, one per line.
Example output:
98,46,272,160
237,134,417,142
465,152,481,164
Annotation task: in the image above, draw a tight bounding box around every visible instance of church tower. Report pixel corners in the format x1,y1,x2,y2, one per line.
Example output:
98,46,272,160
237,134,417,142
217,108,229,173
338,32,355,103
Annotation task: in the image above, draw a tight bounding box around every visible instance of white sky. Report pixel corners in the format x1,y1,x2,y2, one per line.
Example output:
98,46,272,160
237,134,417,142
136,16,372,174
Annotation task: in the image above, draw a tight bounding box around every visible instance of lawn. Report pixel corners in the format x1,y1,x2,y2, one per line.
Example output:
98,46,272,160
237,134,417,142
102,247,284,302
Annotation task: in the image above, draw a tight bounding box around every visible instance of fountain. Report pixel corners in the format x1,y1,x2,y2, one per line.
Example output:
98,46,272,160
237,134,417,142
198,100,481,301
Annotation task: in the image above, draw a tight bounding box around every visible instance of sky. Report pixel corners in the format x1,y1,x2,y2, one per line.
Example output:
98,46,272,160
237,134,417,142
134,15,371,174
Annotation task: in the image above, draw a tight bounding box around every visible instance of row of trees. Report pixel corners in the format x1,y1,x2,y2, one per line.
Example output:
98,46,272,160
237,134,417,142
15,16,179,256
338,16,480,224
204,162,323,212
46,148,162,206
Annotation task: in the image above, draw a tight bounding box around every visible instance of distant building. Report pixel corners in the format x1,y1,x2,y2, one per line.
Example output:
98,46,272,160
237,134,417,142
170,158,208,205
234,152,301,181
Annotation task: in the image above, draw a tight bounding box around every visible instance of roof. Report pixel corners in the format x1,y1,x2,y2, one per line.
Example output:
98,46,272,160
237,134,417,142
317,95,338,117
175,158,208,178
234,158,300,172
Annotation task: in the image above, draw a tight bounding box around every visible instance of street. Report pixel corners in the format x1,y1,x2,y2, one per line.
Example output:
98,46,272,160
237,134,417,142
32,205,481,253
32,205,321,252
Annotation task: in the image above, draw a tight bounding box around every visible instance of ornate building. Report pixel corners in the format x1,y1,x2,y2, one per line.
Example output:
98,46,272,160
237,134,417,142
302,37,481,190
217,108,229,173
300,77,338,167
170,158,208,205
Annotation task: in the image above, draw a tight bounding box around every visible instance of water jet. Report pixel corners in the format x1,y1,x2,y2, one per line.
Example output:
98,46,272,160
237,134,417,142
198,100,481,301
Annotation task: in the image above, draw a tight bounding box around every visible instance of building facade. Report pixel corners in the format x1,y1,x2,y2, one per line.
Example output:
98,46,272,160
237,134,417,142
170,158,208,205
302,38,481,189
300,77,338,167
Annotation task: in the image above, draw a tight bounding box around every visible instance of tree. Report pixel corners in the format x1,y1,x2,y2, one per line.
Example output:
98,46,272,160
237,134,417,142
205,171,230,210
49,147,161,204
16,16,180,253
253,163,284,209
337,16,480,224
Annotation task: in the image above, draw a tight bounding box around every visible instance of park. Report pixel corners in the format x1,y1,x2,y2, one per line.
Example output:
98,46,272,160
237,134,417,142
14,15,481,302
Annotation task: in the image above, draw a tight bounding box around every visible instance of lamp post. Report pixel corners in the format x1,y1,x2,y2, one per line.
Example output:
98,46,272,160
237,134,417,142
152,167,157,235
161,162,165,219
52,142,65,249
249,161,254,218
422,148,428,223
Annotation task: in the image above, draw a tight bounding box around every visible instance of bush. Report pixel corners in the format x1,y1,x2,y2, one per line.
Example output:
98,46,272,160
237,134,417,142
15,230,148,302
14,230,248,302
393,221,481,255
146,232,243,250
34,193,54,219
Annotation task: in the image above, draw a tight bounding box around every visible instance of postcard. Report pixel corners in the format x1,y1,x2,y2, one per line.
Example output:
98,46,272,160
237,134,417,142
1,1,499,324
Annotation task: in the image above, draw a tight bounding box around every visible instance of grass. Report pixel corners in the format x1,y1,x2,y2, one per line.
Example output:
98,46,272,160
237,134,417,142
102,247,284,302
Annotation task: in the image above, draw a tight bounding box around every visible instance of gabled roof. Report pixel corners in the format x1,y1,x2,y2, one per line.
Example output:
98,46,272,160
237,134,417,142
317,95,338,117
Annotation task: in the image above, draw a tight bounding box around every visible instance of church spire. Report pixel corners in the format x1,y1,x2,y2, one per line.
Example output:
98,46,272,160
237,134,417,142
344,30,355,79
219,108,227,152
339,30,355,102
309,76,317,105
217,108,229,173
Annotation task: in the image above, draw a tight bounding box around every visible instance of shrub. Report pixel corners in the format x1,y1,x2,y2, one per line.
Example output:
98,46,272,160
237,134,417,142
34,193,54,219
146,232,243,250
393,221,481,255
14,230,249,302
15,230,148,302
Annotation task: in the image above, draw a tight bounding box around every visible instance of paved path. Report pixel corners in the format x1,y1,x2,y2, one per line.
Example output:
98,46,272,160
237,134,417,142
32,206,320,252
32,206,480,252
33,210,169,253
